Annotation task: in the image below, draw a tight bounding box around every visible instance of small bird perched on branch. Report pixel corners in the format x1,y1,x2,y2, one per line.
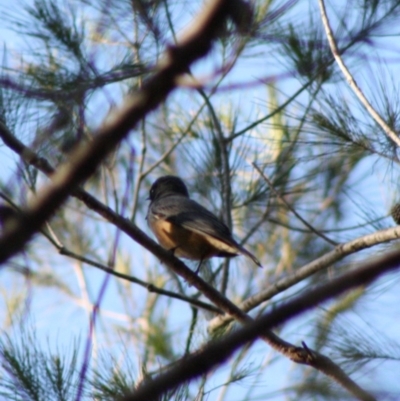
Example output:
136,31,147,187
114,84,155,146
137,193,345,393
147,175,262,270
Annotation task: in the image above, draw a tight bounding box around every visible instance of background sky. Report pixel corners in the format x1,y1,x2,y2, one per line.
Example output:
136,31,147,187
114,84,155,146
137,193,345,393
1,0,400,399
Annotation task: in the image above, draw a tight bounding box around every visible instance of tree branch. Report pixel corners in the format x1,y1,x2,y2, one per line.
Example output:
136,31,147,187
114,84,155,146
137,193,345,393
318,0,400,148
253,162,337,245
121,247,400,401
208,225,400,332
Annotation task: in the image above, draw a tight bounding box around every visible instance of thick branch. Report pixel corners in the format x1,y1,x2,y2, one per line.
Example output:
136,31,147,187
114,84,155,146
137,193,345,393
121,248,400,401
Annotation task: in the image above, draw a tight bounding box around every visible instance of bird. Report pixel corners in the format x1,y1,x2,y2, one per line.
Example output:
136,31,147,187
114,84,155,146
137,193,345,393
146,175,262,270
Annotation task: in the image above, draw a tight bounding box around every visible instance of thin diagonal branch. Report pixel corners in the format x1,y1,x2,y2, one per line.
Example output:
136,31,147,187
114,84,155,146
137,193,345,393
228,81,312,141
198,88,233,294
59,247,222,314
253,162,337,245
318,0,400,148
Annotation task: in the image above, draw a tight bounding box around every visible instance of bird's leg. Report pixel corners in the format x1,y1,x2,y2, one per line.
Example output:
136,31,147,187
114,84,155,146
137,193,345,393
194,257,205,274
168,246,179,256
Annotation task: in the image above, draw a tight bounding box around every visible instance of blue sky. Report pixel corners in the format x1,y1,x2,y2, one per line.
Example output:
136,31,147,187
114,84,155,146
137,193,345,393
0,0,400,399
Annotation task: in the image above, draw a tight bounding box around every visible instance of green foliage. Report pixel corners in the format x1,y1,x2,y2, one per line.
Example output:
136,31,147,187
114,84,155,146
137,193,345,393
0,329,79,401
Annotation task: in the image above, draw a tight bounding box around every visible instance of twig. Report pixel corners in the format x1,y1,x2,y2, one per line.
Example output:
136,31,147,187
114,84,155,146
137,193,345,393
138,101,209,188
228,81,312,142
318,0,400,148
61,247,222,314
198,88,233,294
184,307,198,355
130,122,147,220
253,162,337,245
0,67,147,102
264,215,386,234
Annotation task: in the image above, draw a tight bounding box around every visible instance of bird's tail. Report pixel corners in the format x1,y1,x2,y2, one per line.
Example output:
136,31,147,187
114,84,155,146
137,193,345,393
238,245,262,268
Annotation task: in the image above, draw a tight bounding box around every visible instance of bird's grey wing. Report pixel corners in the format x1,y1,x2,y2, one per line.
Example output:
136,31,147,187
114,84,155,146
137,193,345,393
159,197,235,244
